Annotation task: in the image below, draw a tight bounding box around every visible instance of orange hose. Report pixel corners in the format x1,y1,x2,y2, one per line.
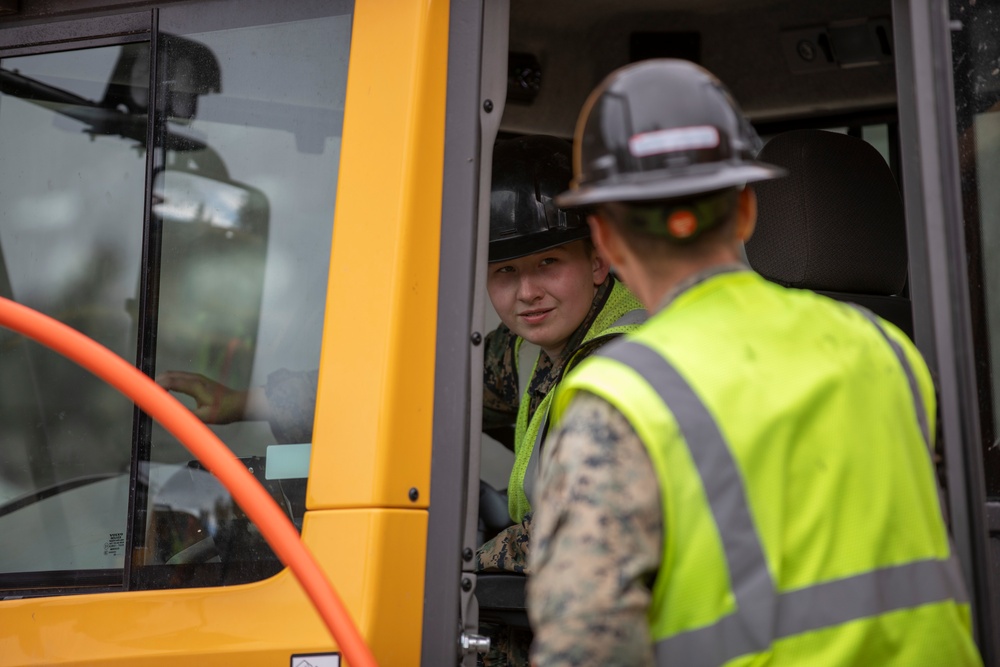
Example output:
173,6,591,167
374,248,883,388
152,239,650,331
0,297,378,667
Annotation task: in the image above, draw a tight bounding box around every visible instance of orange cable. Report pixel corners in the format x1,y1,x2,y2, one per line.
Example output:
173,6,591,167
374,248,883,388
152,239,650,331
0,297,378,667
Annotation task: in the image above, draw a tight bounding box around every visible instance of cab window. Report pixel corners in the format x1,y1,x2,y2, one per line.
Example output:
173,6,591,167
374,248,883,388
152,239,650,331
0,0,352,595
949,0,1000,498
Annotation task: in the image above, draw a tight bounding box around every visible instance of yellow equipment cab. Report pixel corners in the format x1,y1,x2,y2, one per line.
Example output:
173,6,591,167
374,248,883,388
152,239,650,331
0,0,996,665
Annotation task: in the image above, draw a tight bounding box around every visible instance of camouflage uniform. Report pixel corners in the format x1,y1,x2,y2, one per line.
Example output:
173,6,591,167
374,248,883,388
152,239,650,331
478,276,631,667
526,393,661,667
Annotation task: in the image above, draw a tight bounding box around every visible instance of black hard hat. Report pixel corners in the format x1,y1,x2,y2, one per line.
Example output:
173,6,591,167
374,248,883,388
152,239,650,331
556,59,785,209
490,135,589,262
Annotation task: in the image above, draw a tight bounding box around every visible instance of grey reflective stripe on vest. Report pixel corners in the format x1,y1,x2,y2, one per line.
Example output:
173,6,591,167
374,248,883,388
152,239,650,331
608,307,648,328
850,306,931,449
523,309,648,510
602,340,967,667
522,401,546,510
850,305,954,529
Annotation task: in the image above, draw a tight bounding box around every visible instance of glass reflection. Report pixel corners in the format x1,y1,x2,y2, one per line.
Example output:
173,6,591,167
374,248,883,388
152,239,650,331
139,4,353,588
0,44,147,577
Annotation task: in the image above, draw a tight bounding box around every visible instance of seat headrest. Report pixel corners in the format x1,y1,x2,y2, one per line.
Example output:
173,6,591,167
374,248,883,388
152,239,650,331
745,129,907,296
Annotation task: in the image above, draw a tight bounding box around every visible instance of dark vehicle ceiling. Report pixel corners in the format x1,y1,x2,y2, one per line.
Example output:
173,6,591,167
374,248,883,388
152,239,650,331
505,0,897,136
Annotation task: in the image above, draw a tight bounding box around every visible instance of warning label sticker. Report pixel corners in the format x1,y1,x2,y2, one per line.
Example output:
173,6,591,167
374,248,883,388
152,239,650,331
291,654,341,667
103,532,124,557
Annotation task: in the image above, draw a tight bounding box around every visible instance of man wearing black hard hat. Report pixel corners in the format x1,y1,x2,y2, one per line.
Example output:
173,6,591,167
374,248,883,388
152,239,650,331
527,60,980,666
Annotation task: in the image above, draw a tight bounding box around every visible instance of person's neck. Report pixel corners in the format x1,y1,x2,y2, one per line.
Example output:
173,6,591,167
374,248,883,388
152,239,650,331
635,248,744,313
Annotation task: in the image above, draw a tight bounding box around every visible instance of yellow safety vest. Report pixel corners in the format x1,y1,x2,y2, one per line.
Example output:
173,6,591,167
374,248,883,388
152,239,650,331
508,279,645,523
553,270,981,666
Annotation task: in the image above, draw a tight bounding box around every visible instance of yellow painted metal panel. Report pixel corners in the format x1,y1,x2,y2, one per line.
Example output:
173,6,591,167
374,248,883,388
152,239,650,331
308,0,449,509
1,0,445,662
0,509,426,666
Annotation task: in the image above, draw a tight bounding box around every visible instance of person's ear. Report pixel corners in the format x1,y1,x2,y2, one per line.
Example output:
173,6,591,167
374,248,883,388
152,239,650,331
588,211,623,268
735,187,757,242
589,241,610,285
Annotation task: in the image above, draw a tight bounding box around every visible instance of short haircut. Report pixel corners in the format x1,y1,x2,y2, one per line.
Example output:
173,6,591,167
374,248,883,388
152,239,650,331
596,189,740,264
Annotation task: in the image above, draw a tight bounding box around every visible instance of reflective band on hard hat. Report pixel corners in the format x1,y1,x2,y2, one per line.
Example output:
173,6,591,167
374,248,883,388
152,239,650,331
602,340,967,667
628,125,720,158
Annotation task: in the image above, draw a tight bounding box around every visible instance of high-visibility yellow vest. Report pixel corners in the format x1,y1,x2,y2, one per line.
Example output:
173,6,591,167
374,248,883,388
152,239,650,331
508,279,645,523
552,270,981,666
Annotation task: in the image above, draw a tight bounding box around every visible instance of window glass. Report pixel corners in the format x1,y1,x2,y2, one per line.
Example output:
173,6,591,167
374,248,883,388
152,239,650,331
0,44,146,583
862,124,890,166
135,3,353,588
0,0,352,595
950,0,1000,497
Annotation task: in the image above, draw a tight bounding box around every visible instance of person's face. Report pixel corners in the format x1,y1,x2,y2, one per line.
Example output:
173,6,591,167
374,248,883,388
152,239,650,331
487,240,608,358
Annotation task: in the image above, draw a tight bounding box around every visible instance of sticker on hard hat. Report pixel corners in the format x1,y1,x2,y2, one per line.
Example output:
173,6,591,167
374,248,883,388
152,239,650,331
666,210,698,238
629,126,720,158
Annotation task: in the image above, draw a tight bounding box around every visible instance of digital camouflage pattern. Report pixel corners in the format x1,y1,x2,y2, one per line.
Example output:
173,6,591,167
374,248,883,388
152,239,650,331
482,322,521,435
477,517,534,667
528,392,663,667
477,514,533,573
478,622,533,667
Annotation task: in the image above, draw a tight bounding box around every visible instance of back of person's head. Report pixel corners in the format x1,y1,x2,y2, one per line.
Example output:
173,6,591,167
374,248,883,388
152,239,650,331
597,189,742,261
489,135,590,263
556,59,784,254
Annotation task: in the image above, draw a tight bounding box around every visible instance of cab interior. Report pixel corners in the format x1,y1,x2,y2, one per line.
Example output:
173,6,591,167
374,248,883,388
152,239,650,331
481,0,906,471
475,0,919,637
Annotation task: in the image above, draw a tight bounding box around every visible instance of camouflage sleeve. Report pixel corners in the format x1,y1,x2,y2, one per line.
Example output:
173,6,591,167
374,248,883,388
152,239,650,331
483,324,520,432
527,392,663,667
476,513,532,573
264,368,319,444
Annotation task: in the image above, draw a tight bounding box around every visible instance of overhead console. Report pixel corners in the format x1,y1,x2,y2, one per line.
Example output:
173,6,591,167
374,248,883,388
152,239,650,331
502,0,896,137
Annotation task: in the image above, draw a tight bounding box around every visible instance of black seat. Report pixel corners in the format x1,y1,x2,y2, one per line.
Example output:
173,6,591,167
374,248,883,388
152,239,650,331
477,572,530,628
745,129,913,338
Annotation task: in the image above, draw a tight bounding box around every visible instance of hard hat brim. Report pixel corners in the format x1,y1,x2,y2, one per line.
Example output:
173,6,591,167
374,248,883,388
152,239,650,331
489,226,591,263
555,161,787,209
